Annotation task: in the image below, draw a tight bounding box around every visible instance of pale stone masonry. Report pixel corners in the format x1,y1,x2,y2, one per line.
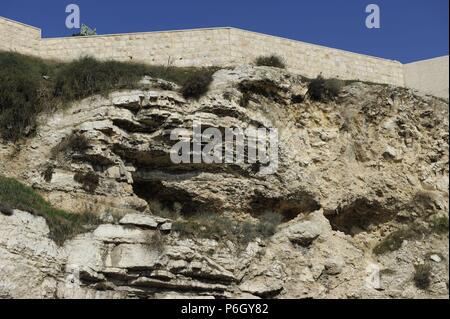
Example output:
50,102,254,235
0,16,41,56
404,56,449,99
0,16,448,98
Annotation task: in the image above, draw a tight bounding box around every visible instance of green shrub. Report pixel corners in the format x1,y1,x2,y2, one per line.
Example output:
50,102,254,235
147,232,165,253
255,55,286,69
413,264,432,290
51,133,90,157
74,171,99,193
54,57,218,101
41,165,54,182
172,212,232,240
325,78,344,96
257,212,283,238
238,79,286,106
0,52,56,140
308,76,344,102
0,176,100,245
374,219,448,256
0,202,14,216
0,51,219,140
72,24,97,37
430,215,449,234
180,72,214,99
373,223,427,255
171,211,282,246
54,57,148,100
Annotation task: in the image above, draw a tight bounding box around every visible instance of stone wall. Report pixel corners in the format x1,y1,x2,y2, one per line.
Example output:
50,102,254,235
404,56,449,99
0,16,448,98
0,16,41,56
229,29,405,86
38,27,405,86
40,28,232,67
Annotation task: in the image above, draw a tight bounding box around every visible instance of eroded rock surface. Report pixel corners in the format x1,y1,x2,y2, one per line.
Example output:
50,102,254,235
0,65,448,298
0,210,63,298
1,207,447,299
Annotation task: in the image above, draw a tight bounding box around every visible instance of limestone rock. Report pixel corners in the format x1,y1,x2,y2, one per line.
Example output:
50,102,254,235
119,213,169,229
430,254,442,263
160,222,172,232
383,145,401,161
0,65,448,299
93,224,154,244
105,244,161,269
282,210,331,246
286,222,321,246
99,212,114,224
0,210,63,298
324,256,345,275
239,277,284,298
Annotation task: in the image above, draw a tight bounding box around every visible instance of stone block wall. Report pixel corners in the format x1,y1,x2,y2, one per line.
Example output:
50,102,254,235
40,28,232,67
228,29,405,86
404,56,449,99
0,16,41,56
38,27,405,86
0,16,448,98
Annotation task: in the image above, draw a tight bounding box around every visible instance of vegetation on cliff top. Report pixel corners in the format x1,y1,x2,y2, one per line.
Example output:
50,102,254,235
254,55,286,69
373,217,449,255
158,209,283,246
0,51,218,141
414,263,432,290
308,75,344,102
0,175,100,245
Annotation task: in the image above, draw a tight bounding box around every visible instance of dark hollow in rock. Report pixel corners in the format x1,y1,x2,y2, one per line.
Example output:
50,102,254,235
326,198,396,236
133,180,210,215
250,191,321,222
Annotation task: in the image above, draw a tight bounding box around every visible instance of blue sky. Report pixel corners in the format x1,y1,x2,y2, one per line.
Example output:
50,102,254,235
0,0,448,63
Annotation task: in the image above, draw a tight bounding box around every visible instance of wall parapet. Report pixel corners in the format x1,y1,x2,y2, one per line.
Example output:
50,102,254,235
0,16,448,98
227,28,404,86
0,16,41,56
404,56,449,99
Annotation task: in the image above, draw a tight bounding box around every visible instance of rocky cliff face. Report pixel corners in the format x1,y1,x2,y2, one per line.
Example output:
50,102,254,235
0,66,448,299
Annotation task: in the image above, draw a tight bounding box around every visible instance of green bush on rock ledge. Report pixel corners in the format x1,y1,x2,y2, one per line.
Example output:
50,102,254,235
180,72,214,99
0,51,219,141
308,75,344,102
254,55,286,69
414,263,432,290
0,175,100,245
162,211,283,246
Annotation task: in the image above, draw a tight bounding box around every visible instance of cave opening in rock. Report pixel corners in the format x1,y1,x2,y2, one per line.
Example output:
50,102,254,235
325,198,396,235
134,180,188,215
132,180,210,217
249,193,321,222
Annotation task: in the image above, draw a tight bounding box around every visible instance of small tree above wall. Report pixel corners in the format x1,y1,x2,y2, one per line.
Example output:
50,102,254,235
72,24,97,37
